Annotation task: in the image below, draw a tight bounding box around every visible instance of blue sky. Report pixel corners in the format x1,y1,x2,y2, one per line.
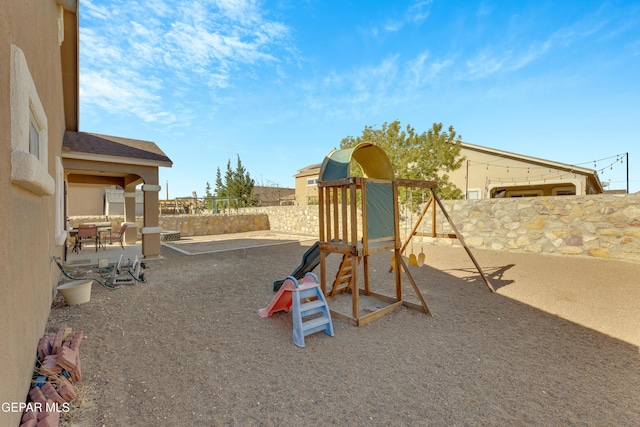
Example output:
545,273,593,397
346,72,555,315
79,0,640,197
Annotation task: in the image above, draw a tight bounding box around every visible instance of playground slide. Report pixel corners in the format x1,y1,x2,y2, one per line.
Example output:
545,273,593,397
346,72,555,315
259,277,295,317
273,241,321,291
259,273,321,318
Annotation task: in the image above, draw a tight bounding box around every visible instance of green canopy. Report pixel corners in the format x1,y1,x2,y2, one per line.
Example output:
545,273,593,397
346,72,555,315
319,142,394,182
319,143,396,239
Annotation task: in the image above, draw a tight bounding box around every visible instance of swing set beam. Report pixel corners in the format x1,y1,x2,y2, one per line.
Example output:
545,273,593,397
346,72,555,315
395,181,495,293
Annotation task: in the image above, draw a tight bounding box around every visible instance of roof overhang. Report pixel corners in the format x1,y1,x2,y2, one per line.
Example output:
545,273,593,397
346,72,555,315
62,131,173,167
62,131,172,187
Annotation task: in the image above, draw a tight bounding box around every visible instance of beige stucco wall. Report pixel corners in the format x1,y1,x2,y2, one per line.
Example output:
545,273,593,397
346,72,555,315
449,146,590,198
1,1,70,425
294,173,319,206
67,183,105,215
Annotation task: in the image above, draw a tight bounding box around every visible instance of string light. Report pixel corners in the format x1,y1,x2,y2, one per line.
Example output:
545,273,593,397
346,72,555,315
467,152,627,184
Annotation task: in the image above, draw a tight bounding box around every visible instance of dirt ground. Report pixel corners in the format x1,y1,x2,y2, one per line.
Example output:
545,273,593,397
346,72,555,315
47,232,640,426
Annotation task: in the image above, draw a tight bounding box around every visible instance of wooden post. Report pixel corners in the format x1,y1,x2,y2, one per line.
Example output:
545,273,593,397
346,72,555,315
318,186,326,293
332,187,339,243
431,189,495,293
341,187,348,243
393,182,402,301
325,187,332,243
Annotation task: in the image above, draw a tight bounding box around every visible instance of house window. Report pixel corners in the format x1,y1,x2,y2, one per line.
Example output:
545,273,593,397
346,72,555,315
29,118,40,159
466,189,481,199
552,186,576,196
307,178,318,186
9,44,54,196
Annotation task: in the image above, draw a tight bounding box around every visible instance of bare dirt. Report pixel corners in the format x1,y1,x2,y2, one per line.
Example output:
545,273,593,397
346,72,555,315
47,233,640,426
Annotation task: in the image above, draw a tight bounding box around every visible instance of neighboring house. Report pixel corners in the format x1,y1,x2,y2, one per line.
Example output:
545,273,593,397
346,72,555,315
451,142,603,198
294,143,603,204
1,2,171,423
293,163,322,205
253,185,295,206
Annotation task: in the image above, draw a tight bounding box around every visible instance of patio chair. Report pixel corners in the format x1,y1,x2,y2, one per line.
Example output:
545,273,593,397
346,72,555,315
76,224,100,252
104,223,128,248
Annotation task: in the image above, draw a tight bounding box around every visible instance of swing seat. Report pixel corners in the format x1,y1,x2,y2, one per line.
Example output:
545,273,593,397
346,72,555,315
409,253,419,267
417,251,426,267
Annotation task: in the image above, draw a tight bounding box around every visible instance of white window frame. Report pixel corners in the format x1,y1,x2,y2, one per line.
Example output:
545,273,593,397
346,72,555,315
10,44,54,196
552,186,576,196
54,157,67,245
466,188,481,200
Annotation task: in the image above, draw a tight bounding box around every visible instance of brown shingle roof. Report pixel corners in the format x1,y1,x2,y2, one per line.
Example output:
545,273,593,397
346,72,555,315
63,131,172,165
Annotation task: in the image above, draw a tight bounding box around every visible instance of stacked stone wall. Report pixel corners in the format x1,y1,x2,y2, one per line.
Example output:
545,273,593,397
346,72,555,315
245,193,640,263
69,193,640,263
434,193,640,262
68,214,270,238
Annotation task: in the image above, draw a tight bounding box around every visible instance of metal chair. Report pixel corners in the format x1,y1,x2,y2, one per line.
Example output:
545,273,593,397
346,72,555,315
104,223,128,248
76,224,100,252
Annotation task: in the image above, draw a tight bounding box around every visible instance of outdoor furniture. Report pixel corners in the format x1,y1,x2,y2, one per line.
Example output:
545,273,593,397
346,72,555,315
103,223,128,248
68,229,79,253
76,224,100,252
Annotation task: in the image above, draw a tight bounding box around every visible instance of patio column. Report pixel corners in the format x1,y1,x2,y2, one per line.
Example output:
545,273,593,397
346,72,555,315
141,183,162,259
123,185,138,245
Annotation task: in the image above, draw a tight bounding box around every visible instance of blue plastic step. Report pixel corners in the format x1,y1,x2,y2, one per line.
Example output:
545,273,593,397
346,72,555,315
300,299,325,315
302,316,331,334
291,273,335,348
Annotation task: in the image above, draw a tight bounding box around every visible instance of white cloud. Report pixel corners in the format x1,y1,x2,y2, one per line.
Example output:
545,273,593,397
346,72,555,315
82,0,111,20
381,0,432,33
408,0,432,24
80,0,291,124
80,70,175,124
459,5,618,81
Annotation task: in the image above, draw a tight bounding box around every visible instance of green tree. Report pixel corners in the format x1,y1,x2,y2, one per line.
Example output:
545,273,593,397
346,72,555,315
214,167,225,196
340,120,464,200
204,181,214,210
213,155,257,207
233,155,258,207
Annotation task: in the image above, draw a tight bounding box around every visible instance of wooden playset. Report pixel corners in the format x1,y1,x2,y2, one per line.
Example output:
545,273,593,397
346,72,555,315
316,142,494,326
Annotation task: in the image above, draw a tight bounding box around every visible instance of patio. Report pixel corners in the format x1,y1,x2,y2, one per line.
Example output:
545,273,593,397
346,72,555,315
65,239,145,267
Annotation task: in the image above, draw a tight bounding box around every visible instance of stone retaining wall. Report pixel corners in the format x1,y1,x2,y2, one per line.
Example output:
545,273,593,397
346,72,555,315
243,193,640,263
68,213,270,238
69,193,640,263
436,193,640,263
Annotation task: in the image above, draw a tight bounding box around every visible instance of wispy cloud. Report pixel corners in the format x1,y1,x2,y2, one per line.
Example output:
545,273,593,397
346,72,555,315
382,0,433,33
80,0,291,125
303,52,453,119
459,6,617,81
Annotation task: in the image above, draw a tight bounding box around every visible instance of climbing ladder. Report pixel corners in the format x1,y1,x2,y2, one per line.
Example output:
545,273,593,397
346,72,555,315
330,255,361,296
291,273,335,348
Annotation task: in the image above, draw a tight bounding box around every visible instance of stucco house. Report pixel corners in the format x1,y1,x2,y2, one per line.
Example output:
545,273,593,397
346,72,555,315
1,2,171,423
450,142,603,199
294,143,603,205
293,163,322,205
